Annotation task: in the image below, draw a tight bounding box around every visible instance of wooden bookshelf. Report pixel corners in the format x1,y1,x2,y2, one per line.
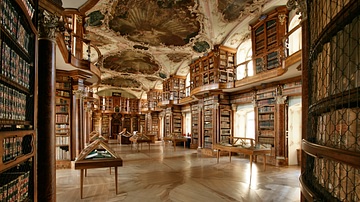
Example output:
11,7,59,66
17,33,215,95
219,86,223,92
190,45,236,94
55,74,71,169
255,87,277,147
147,89,162,110
202,96,216,149
0,0,37,200
148,112,160,140
191,103,200,148
301,1,360,200
162,75,186,105
163,106,182,138
219,105,232,143
251,6,288,74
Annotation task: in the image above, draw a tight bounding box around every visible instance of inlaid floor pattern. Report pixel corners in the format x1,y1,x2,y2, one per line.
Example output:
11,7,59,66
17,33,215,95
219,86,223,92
56,141,300,202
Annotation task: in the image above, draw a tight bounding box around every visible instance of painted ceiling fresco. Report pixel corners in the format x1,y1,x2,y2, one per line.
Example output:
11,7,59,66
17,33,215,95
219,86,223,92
82,0,280,98
103,51,160,75
108,0,200,46
101,77,142,88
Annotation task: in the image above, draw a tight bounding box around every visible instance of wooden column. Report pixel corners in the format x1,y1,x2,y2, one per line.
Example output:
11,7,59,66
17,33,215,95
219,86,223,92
37,10,57,202
275,95,287,166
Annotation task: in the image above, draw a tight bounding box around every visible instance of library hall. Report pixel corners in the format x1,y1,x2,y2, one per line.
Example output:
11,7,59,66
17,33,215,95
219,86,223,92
0,0,359,201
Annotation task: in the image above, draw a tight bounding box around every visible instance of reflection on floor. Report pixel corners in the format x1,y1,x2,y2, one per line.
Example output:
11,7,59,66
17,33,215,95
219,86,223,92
56,141,300,202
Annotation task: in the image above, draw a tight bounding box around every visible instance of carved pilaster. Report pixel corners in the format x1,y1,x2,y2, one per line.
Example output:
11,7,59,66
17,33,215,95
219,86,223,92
38,9,62,40
231,104,237,111
286,0,307,19
275,95,287,104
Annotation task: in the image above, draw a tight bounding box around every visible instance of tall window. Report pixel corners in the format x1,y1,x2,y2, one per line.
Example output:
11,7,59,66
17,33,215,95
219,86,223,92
234,104,255,138
288,15,301,55
236,40,253,80
185,73,190,96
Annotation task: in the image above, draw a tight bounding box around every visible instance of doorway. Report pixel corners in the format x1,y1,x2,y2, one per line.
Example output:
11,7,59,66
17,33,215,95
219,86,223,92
288,98,302,165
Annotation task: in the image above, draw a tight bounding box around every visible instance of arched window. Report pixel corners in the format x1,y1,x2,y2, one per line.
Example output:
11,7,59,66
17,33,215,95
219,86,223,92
288,15,302,55
236,40,253,80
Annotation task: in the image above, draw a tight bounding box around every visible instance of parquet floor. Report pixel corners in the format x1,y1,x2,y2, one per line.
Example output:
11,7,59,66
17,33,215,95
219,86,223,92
56,141,300,202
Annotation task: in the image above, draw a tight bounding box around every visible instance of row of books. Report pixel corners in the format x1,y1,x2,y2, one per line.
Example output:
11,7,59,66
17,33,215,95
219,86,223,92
56,147,70,160
1,41,31,89
56,90,71,98
0,171,29,202
55,105,68,114
56,136,69,146
259,121,274,128
258,106,275,113
55,124,69,130
55,82,71,90
55,114,69,123
55,97,69,105
0,83,27,121
1,0,32,53
2,136,23,163
20,0,35,19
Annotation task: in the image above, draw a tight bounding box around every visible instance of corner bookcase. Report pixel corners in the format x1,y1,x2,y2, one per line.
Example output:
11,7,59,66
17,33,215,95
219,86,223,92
0,0,37,200
55,74,72,169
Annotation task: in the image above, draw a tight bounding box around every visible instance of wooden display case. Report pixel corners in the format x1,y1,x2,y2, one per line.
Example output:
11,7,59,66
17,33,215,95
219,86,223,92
0,0,37,200
250,6,288,74
75,138,122,199
55,73,72,168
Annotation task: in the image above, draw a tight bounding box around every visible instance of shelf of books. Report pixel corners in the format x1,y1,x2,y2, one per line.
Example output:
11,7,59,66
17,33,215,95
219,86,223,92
147,89,162,110
219,105,232,143
255,87,277,147
101,113,110,138
190,45,236,94
202,96,215,149
282,80,302,96
150,112,159,139
251,6,288,74
162,75,186,104
55,74,71,169
0,0,37,200
191,103,200,148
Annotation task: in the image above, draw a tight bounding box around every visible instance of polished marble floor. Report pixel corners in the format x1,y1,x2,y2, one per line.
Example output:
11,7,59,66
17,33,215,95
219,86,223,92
56,141,301,202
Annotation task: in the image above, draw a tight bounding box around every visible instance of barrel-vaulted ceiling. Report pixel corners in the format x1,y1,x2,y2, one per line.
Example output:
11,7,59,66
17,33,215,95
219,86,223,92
62,0,286,99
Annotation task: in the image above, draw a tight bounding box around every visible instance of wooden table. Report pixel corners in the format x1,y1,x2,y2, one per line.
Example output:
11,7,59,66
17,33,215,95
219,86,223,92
213,144,271,171
74,158,123,199
163,137,187,151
